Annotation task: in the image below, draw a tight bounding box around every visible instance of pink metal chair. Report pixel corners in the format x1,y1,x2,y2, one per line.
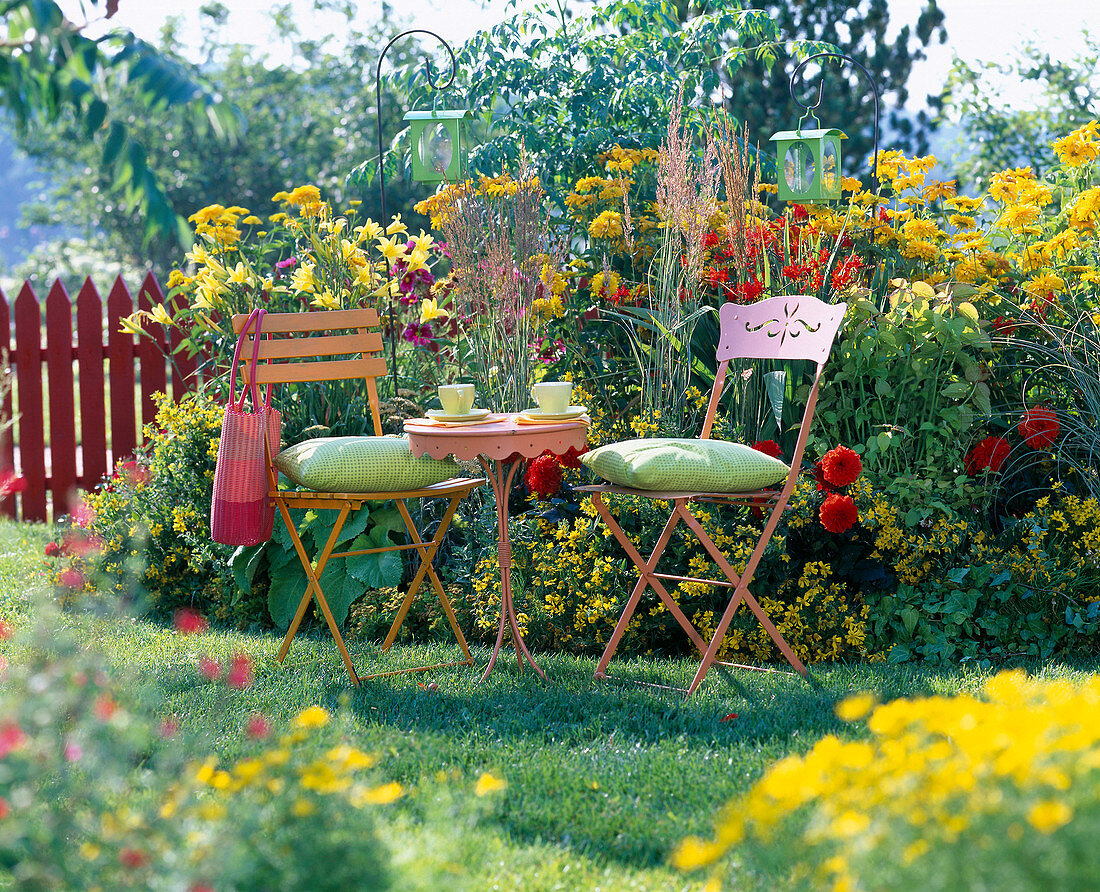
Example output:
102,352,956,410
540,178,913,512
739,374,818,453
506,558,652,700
578,295,847,696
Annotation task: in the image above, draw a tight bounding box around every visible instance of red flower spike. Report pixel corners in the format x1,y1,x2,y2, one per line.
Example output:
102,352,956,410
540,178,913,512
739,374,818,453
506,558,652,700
0,620,11,641
720,712,739,722
1018,407,1060,449
820,492,859,534
820,446,862,488
556,444,589,470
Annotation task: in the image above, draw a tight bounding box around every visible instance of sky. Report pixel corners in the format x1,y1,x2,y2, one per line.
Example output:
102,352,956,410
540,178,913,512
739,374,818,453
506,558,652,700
61,0,1100,115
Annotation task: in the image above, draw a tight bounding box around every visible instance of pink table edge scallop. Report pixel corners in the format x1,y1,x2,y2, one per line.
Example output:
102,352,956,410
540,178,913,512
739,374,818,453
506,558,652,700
404,413,588,682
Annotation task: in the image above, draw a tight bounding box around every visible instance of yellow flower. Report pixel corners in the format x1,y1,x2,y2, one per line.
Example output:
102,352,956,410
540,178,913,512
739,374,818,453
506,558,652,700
294,705,331,728
474,772,507,796
290,261,317,293
1027,800,1073,834
376,235,407,263
1053,122,1100,167
588,210,625,240
419,297,448,323
385,214,408,236
356,219,384,243
835,692,878,721
923,179,957,201
310,289,342,310
353,781,404,805
149,304,174,327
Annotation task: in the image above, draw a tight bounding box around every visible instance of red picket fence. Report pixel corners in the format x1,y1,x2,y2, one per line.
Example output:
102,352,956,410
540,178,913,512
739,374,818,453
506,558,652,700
0,273,201,522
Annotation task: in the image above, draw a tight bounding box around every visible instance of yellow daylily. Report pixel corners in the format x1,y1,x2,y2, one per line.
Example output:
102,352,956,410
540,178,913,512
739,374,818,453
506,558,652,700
356,219,384,243
227,262,254,286
385,214,408,236
376,235,407,263
290,262,317,293
149,304,174,327
311,290,342,310
420,297,448,323
412,230,435,253
404,246,430,274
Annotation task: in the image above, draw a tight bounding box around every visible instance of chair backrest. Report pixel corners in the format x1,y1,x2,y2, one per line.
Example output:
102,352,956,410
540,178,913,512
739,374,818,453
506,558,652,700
715,295,846,364
231,308,387,436
700,295,846,452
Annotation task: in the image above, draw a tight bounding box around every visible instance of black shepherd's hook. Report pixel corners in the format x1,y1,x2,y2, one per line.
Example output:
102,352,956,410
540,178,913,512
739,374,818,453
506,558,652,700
374,30,456,396
789,51,881,188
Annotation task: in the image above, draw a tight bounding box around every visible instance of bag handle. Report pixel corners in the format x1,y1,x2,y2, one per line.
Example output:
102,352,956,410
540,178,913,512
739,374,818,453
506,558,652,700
229,309,266,411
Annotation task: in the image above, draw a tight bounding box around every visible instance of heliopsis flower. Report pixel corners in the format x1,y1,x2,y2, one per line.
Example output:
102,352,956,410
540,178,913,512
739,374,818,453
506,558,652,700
589,210,625,240
1018,407,1060,449
820,446,862,488
819,492,858,534
294,706,331,728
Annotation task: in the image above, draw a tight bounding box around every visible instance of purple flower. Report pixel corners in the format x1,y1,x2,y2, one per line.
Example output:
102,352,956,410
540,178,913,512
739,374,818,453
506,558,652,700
402,322,433,347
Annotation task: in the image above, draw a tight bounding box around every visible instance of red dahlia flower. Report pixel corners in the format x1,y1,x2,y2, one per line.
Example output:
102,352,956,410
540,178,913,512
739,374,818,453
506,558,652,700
820,446,862,488
819,492,859,534
963,436,1010,475
525,454,562,499
751,440,783,459
1018,407,1060,449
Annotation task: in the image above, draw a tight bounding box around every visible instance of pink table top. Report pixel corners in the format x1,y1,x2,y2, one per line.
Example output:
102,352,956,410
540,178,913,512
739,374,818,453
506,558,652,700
404,413,588,462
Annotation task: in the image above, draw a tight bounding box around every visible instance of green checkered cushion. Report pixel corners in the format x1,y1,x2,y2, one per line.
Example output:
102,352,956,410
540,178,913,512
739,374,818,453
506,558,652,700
275,435,460,493
580,438,789,492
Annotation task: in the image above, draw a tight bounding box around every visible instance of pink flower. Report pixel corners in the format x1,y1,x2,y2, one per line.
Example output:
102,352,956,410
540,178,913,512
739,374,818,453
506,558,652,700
174,608,209,635
0,796,9,819
94,695,117,721
0,470,25,497
64,741,83,762
59,568,84,589
245,713,271,740
0,620,11,640
0,721,26,758
198,657,221,681
159,717,180,739
69,500,96,528
226,653,254,690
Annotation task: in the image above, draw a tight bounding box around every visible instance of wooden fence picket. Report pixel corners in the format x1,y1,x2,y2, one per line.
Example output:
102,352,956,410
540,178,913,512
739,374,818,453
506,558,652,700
2,274,201,522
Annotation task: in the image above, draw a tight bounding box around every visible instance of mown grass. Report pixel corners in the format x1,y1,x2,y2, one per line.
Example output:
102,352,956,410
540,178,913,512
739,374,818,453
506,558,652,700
4,519,1099,890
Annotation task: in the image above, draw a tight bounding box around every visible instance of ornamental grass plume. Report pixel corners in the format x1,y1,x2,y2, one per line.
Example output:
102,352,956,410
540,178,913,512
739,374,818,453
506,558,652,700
619,83,720,435
428,162,565,412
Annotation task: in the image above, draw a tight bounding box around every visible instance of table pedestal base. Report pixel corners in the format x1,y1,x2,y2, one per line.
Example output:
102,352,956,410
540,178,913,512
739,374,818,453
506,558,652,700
478,455,545,683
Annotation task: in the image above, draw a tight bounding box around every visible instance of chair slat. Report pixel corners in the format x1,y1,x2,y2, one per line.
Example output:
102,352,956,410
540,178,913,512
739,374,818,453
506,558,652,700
244,356,388,385
238,331,384,360
231,307,379,334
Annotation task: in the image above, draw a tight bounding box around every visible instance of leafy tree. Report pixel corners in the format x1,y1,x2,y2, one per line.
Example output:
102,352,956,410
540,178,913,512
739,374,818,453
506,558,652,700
707,0,947,178
17,4,428,272
390,0,944,206
937,32,1100,190
0,0,239,247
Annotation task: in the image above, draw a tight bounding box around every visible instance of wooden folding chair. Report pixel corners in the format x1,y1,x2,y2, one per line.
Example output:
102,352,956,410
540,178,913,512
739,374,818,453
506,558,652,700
577,295,846,697
232,308,485,685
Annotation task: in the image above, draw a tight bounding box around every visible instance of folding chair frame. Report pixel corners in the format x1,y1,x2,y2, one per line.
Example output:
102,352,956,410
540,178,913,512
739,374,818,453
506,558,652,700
233,309,486,685
578,296,847,697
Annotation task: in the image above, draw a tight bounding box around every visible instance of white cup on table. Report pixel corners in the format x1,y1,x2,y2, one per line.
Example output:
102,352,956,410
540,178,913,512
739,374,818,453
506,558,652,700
531,381,573,415
438,384,475,416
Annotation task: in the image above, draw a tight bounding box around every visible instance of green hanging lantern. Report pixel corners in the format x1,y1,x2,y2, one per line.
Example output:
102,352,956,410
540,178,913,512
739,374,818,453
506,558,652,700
769,116,846,203
403,108,472,183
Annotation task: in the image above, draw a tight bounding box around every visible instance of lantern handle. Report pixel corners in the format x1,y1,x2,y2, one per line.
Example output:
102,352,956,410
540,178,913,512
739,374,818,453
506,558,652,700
789,51,880,188
374,29,457,396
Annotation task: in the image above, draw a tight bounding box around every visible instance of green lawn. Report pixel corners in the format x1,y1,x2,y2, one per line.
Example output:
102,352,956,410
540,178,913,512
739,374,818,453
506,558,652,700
4,519,1099,890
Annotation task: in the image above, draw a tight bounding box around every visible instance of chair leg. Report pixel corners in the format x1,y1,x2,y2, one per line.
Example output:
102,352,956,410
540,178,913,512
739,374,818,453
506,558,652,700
383,498,473,664
678,508,807,696
274,499,360,685
590,494,710,678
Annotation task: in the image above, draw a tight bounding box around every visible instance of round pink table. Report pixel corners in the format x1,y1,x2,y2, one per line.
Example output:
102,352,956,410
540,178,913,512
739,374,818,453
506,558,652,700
404,414,588,682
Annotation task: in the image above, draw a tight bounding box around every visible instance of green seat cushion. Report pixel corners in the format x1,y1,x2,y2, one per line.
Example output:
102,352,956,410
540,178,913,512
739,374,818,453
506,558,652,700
580,438,790,492
275,435,460,493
